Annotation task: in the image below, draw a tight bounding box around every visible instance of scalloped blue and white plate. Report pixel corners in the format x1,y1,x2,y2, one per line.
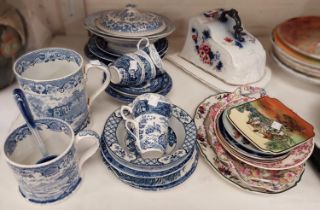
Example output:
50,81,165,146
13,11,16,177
100,104,196,172
101,147,198,190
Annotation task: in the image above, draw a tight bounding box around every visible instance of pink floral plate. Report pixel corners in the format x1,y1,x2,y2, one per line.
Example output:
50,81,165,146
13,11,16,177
194,86,305,193
206,93,314,171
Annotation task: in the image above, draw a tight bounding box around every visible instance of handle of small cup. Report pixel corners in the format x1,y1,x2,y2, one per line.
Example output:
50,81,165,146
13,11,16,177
84,60,111,109
124,119,140,142
136,37,150,51
120,105,133,121
75,129,100,169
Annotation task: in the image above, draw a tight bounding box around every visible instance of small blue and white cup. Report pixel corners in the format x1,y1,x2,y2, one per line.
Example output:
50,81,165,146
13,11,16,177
13,48,111,133
136,38,165,76
108,38,164,86
120,93,172,159
3,118,100,204
108,53,147,86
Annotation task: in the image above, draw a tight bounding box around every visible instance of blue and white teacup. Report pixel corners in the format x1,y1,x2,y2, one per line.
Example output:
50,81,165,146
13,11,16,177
120,93,172,159
13,48,111,133
108,38,164,86
3,118,100,204
108,53,147,86
136,38,165,76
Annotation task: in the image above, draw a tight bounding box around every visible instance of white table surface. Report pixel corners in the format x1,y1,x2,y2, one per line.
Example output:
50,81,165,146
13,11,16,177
0,35,319,210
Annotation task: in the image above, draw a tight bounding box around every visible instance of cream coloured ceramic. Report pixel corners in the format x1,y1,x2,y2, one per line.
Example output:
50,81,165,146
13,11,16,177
227,96,315,154
270,51,320,85
277,16,320,60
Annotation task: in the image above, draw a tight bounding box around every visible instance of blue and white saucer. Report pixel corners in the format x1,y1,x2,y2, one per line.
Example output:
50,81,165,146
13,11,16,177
109,72,166,95
101,147,198,191
100,137,196,178
84,45,112,65
87,36,118,62
100,104,197,172
105,72,173,103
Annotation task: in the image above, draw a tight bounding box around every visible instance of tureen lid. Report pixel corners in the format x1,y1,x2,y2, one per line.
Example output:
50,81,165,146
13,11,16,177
96,4,166,37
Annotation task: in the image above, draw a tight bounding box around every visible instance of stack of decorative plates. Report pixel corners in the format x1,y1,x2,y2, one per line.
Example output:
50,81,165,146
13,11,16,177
100,104,198,190
194,86,315,193
271,16,320,84
84,35,168,65
83,4,175,63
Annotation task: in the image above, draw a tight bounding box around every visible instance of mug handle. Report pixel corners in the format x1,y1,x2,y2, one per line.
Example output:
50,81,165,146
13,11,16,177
75,129,100,169
120,105,133,121
84,60,111,109
124,119,139,142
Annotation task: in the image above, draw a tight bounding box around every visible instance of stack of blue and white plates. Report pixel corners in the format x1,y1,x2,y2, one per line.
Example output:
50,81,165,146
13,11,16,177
84,35,169,65
100,104,198,190
83,5,175,103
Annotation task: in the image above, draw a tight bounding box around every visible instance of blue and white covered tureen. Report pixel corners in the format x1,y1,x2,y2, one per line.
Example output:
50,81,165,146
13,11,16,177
96,4,166,37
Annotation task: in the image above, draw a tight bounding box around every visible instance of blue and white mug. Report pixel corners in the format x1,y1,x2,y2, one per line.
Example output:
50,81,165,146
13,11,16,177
120,93,172,159
13,48,111,133
3,118,100,204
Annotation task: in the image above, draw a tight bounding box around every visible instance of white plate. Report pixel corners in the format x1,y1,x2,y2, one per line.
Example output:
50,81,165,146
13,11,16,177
270,51,320,85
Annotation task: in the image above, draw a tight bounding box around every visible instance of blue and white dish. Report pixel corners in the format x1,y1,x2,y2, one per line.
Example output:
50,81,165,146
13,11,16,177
110,72,165,95
86,38,167,64
84,10,175,54
105,72,172,103
100,104,196,172
87,36,117,61
95,5,166,37
14,48,111,133
218,114,289,161
101,146,199,190
100,133,195,178
84,11,175,41
3,118,100,204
